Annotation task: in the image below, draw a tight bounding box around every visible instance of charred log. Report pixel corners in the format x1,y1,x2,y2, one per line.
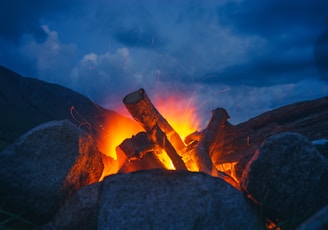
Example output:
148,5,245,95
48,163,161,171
185,108,230,176
123,88,186,150
116,132,166,173
122,89,327,181
123,88,188,170
208,96,328,180
149,125,187,170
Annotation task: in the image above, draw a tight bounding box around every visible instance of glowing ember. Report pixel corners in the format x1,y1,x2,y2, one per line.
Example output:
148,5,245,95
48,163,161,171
155,149,176,170
216,162,238,182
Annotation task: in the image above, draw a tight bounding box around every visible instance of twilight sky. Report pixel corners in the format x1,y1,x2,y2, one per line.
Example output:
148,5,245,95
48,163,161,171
1,0,328,126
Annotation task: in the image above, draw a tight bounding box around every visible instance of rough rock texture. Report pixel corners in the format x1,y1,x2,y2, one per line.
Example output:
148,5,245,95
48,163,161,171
241,132,328,229
296,203,328,230
0,120,104,225
41,182,101,230
98,169,264,230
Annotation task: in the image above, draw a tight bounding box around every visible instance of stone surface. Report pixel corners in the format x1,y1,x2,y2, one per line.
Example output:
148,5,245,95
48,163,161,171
98,169,264,230
0,120,104,225
41,182,101,230
241,132,328,229
296,203,328,230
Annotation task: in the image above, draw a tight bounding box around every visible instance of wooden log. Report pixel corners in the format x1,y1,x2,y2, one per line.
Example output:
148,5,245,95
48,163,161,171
184,96,328,181
185,108,230,176
149,125,187,170
116,132,166,173
123,88,185,149
123,88,188,169
208,96,328,180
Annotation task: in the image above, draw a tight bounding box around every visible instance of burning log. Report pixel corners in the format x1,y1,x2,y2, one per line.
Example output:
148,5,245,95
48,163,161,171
212,96,328,162
123,89,188,170
123,89,185,149
122,88,327,182
185,108,230,176
149,125,187,170
208,96,328,180
116,132,167,173
122,88,232,174
185,96,328,181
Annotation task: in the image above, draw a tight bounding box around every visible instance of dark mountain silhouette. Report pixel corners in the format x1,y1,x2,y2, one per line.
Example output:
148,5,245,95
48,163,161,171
0,65,138,151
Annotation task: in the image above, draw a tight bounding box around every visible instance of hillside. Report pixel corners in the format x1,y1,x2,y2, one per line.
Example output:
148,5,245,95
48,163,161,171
0,65,137,151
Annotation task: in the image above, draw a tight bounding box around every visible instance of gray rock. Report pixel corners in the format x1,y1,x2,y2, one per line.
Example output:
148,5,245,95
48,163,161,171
41,182,101,230
241,132,328,229
0,120,104,225
98,169,264,230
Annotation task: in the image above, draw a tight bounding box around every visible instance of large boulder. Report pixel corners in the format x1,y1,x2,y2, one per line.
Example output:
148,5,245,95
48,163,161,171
42,182,101,230
241,132,328,229
0,120,104,225
97,169,264,230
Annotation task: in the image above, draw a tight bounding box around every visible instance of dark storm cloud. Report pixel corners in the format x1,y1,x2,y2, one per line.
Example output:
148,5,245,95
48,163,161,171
85,1,168,50
0,0,83,80
113,28,165,48
200,49,317,86
217,0,328,37
0,0,82,43
0,0,327,125
212,0,328,86
0,37,37,77
0,0,43,42
314,22,328,81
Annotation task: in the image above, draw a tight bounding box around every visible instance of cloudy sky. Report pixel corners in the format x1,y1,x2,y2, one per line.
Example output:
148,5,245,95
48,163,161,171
1,0,327,126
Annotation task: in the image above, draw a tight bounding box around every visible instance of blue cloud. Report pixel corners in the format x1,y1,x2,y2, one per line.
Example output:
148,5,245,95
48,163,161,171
314,23,328,81
1,0,327,124
0,0,84,43
217,0,328,37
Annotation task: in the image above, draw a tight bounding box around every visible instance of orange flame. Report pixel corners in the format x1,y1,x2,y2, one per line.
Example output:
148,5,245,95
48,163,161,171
98,93,201,179
154,95,201,142
98,113,143,178
99,115,142,160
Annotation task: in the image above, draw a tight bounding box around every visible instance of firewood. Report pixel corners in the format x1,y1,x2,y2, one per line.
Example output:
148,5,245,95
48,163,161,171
184,96,328,181
123,88,186,149
212,96,328,163
149,125,187,170
116,132,166,173
123,88,188,170
208,96,328,180
185,108,230,176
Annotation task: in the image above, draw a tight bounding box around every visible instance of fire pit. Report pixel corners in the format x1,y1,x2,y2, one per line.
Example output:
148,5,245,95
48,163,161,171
99,89,328,189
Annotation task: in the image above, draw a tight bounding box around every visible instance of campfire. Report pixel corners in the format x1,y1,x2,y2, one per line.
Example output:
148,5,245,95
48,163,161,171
93,91,328,229
98,88,328,188
100,89,224,175
1,84,327,229
1,67,327,229
98,88,238,187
